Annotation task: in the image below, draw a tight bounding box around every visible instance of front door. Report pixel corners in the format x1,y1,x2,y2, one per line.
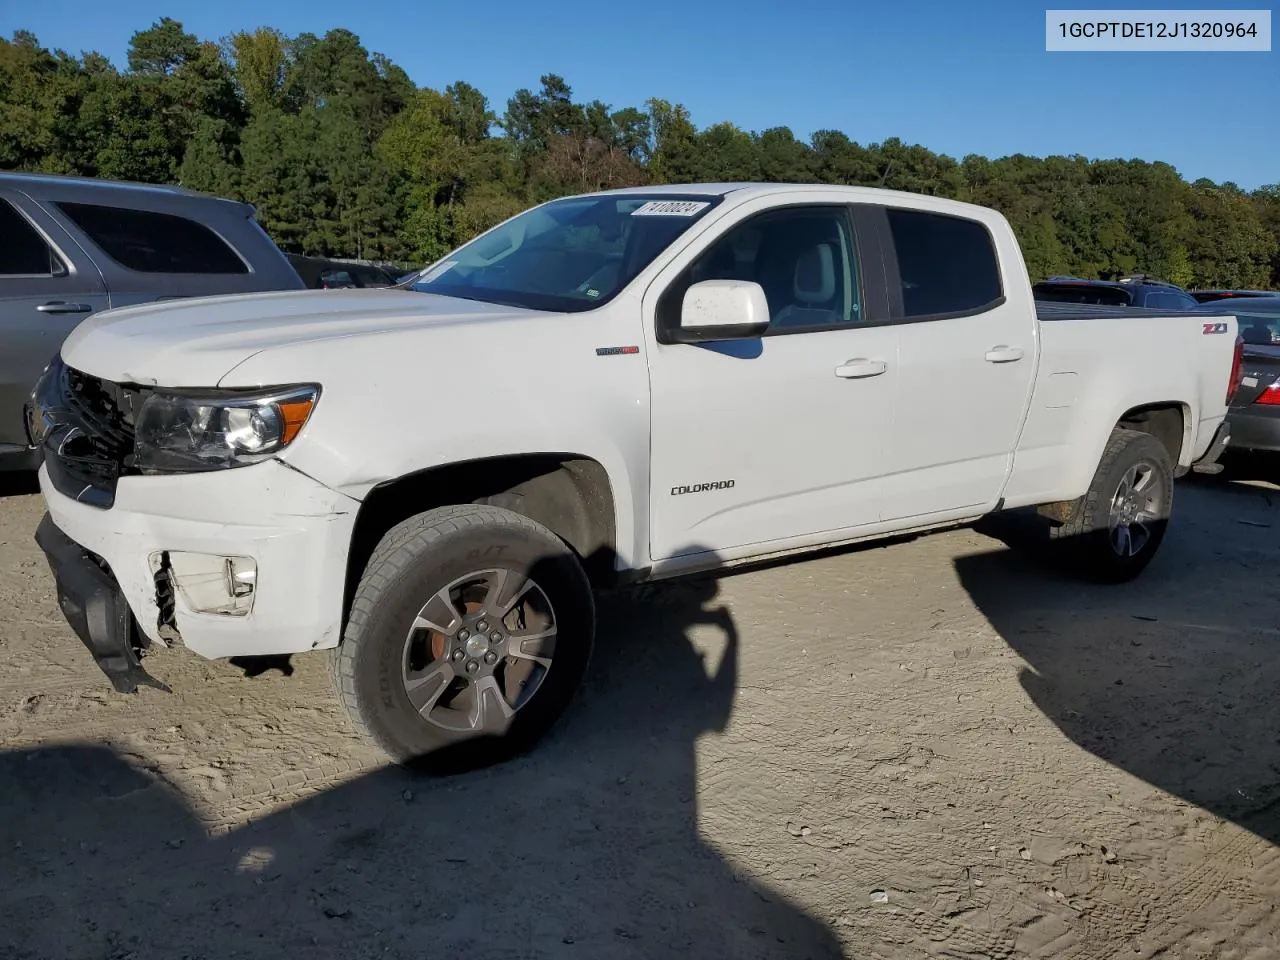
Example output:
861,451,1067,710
645,203,898,562
0,193,109,454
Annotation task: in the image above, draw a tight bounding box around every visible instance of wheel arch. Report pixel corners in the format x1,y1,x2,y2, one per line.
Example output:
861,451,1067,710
343,454,619,626
1036,403,1188,525
1116,402,1190,469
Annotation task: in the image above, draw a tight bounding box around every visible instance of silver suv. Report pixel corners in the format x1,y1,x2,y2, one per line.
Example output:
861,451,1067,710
0,172,305,470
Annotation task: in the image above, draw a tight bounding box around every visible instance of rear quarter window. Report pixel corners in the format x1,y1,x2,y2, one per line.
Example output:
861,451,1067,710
55,202,249,275
887,209,1003,319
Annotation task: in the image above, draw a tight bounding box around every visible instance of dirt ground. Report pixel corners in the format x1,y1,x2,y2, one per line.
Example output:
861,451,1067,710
2,464,1279,960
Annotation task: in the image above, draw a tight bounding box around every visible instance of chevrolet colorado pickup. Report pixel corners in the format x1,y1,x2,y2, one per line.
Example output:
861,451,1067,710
26,183,1241,767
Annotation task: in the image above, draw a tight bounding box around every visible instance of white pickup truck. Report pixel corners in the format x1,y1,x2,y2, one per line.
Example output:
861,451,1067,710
26,183,1240,767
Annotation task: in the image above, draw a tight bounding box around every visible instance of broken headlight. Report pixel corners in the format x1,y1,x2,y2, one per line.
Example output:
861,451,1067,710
132,385,319,473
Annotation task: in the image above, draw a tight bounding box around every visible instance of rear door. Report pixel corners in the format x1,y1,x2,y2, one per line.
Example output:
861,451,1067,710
872,205,1038,520
0,193,109,453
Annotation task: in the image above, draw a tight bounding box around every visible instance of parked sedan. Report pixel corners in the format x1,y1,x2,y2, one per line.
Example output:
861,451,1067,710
1196,297,1280,453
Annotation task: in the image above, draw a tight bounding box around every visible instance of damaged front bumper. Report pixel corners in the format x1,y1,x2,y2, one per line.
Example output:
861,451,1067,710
34,460,359,684
34,514,165,693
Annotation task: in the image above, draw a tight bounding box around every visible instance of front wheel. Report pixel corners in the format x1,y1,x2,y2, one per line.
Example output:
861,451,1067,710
1049,427,1174,584
332,505,595,770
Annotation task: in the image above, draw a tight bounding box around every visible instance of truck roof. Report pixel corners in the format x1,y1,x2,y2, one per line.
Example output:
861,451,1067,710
585,182,1001,218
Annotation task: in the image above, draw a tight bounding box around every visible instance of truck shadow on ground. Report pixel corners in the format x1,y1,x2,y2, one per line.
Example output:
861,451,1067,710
959,479,1280,848
0,551,844,960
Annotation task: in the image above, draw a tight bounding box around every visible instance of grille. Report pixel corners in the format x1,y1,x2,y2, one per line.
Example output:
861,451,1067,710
64,366,135,452
35,358,136,509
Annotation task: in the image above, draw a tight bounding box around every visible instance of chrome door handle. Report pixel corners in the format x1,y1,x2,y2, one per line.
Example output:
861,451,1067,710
36,302,93,314
834,358,887,379
985,345,1024,363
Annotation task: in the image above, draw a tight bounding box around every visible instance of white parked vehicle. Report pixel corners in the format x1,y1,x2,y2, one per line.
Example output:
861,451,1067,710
27,183,1241,766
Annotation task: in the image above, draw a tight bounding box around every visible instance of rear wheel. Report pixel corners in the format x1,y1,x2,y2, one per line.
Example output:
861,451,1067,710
333,505,594,769
1049,427,1174,584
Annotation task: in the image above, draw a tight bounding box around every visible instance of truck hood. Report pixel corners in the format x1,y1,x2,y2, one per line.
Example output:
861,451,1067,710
59,288,539,386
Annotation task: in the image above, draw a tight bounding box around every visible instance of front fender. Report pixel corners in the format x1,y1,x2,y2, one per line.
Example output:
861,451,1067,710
221,311,654,570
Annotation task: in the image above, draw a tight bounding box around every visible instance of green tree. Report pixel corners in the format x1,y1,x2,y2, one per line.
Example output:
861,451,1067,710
177,115,240,196
756,127,811,182
1184,181,1277,288
227,27,290,114
811,131,878,185
503,73,584,157
646,98,701,182
2,22,1275,278
1251,185,1280,287
126,17,199,75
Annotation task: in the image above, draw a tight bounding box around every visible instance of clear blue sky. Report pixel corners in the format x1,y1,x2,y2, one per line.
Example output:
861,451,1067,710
11,0,1278,189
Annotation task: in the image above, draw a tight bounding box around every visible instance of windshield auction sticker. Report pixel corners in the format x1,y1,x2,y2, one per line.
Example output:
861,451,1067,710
631,201,711,217
1046,9,1271,50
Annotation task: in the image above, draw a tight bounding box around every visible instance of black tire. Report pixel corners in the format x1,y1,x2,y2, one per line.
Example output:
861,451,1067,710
1049,427,1174,584
332,504,594,770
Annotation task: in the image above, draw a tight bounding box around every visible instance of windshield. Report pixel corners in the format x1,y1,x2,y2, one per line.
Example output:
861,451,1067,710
409,194,723,313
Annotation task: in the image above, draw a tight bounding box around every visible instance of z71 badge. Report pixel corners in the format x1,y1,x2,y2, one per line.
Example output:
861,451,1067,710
1202,322,1229,335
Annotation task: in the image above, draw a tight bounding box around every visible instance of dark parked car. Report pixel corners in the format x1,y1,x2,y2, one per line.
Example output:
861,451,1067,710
286,254,400,290
1189,288,1278,304
1,171,305,470
1195,297,1280,453
1032,275,1199,310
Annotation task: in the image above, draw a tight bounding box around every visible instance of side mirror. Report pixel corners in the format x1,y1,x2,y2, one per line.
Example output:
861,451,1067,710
673,279,770,343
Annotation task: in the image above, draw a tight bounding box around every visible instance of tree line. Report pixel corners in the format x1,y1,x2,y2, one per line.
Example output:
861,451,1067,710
2,19,1277,288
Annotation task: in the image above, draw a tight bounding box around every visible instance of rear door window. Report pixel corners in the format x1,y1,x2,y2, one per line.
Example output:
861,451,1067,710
55,202,248,275
0,199,64,276
886,209,1003,319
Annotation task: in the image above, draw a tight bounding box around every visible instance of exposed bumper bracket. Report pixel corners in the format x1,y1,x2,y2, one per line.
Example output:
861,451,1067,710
33,514,169,695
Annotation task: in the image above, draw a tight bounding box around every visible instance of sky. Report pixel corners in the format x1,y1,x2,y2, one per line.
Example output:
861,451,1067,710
6,0,1277,189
